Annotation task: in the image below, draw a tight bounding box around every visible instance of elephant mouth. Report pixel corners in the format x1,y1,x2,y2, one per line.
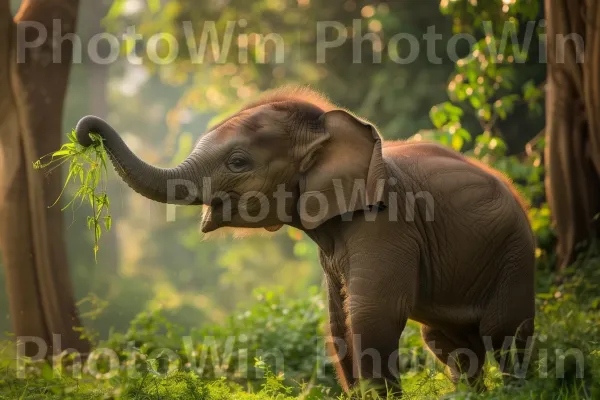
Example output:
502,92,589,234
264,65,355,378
199,193,240,233
200,205,232,233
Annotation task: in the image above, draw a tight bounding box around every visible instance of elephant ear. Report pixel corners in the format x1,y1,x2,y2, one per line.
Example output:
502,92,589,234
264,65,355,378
298,109,387,229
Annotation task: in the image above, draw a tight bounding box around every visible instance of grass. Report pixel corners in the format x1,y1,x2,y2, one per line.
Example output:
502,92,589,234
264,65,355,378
1,255,600,399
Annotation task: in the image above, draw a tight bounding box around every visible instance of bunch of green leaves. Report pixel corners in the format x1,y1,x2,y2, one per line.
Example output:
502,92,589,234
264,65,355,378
420,0,544,155
33,130,111,260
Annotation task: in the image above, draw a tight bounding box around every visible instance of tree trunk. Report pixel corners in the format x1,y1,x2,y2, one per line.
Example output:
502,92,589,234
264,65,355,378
0,0,89,357
545,0,600,270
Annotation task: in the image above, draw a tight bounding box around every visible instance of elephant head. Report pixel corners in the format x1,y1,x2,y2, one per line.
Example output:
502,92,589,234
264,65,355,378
75,88,387,233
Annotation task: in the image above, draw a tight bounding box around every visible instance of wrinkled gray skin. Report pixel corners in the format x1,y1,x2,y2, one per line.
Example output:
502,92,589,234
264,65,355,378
76,91,535,396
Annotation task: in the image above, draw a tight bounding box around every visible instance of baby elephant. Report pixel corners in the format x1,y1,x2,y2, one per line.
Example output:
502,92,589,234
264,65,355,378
75,87,535,395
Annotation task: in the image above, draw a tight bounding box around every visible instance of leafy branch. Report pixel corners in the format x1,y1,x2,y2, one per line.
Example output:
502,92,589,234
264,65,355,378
33,130,111,261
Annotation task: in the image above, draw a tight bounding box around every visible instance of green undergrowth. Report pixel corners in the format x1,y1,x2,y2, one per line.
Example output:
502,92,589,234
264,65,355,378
2,255,600,399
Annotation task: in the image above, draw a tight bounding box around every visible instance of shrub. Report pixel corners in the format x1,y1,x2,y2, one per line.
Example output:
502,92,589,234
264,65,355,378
102,286,338,391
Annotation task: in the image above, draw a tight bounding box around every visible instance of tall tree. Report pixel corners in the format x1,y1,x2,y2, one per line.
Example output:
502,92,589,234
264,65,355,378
545,0,600,270
0,0,89,356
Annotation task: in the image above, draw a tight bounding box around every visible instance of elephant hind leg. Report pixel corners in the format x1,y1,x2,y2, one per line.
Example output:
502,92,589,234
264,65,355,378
421,325,487,390
479,254,535,383
479,316,535,386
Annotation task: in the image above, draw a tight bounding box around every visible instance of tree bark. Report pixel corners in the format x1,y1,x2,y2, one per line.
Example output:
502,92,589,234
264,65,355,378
545,0,600,270
0,0,89,357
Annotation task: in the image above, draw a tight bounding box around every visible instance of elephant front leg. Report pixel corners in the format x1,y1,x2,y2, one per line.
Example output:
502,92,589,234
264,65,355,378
346,252,417,397
348,303,407,397
326,279,354,391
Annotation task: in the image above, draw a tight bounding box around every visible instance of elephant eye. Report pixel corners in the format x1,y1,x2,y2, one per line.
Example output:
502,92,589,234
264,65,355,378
227,153,251,173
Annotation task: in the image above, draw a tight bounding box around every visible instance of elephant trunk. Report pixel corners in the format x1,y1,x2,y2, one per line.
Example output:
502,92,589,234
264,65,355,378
75,116,204,205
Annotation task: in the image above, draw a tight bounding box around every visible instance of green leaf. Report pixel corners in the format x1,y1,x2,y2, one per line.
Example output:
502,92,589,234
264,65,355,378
50,149,71,157
456,128,471,141
41,363,54,381
105,0,127,19
495,103,508,120
442,102,463,118
469,96,482,109
429,106,448,129
104,215,112,231
85,170,92,187
451,134,464,151
467,69,477,83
